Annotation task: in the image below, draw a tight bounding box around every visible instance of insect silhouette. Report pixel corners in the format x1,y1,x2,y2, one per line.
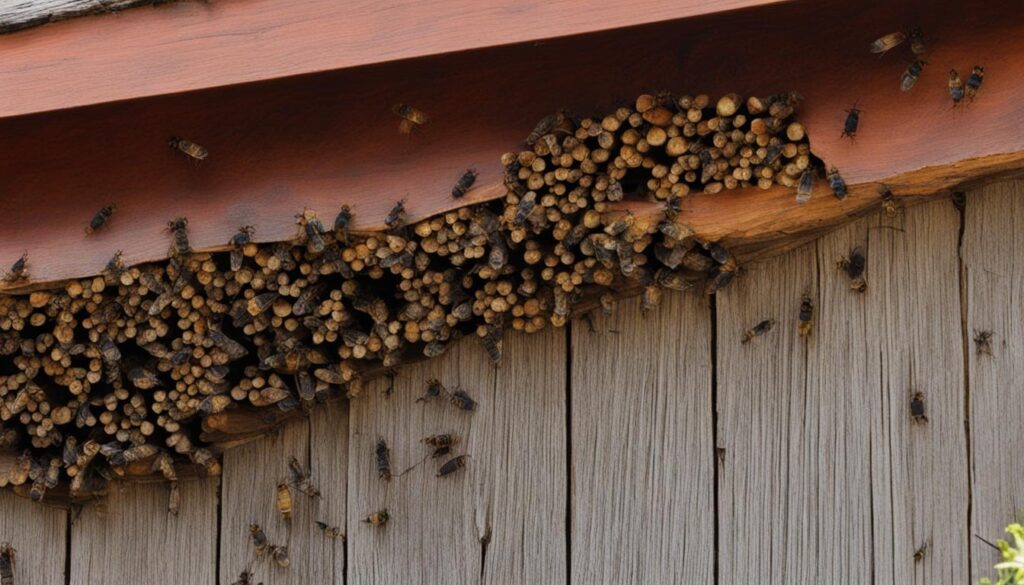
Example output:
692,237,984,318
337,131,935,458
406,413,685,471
900,60,926,92
974,330,994,357
86,204,117,234
437,455,469,477
948,69,964,106
869,32,905,55
168,137,208,161
3,253,28,284
363,509,390,526
841,103,861,139
741,319,776,344
451,169,478,198
910,391,928,424
827,167,848,200
965,66,985,102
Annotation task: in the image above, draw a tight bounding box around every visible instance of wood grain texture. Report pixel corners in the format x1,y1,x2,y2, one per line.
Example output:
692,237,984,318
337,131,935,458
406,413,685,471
0,0,1021,290
570,292,713,584
864,198,969,585
347,327,566,584
0,491,66,585
309,401,349,585
69,479,218,584
0,0,165,34
220,418,337,585
962,179,1024,582
0,0,786,116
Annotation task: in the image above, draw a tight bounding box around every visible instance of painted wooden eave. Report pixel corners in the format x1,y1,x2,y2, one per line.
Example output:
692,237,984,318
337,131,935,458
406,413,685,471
0,0,787,118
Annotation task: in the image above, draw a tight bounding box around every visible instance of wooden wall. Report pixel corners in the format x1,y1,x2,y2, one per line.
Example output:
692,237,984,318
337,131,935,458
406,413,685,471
0,180,1020,584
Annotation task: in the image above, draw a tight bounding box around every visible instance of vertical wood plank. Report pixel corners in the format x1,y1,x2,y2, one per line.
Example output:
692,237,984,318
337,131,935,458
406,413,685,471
716,243,825,584
0,492,67,585
70,479,217,584
347,327,566,585
220,417,339,584
570,291,713,584
310,401,349,584
963,179,1024,582
867,199,968,585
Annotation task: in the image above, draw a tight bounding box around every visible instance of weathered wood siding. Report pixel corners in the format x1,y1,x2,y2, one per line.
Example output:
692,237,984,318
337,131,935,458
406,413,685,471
2,180,1020,583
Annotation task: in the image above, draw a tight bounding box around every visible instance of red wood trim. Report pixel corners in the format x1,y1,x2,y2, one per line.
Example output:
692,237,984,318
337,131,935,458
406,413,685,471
0,0,786,118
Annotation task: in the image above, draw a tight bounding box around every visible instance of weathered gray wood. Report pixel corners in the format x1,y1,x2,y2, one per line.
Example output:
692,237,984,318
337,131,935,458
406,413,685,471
570,291,713,584
963,179,1024,582
0,0,165,34
310,401,349,584
220,414,344,585
70,479,217,584
347,327,566,585
865,199,969,585
0,492,66,585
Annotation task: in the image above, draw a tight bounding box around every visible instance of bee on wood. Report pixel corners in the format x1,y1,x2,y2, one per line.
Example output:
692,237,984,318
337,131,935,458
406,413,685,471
488,232,509,270
909,391,928,424
965,65,985,102
31,457,60,501
393,104,428,134
168,136,208,161
909,27,925,56
296,209,327,254
913,542,928,562
437,455,469,477
168,481,181,516
229,226,254,271
247,292,279,317
827,167,848,200
385,199,407,232
0,543,15,585
526,111,564,145
479,322,503,365
108,443,158,467
363,509,390,527
869,31,906,55
288,457,320,498
948,69,964,106
879,184,898,217
452,169,478,199
249,524,270,556
798,295,814,338
741,319,776,344
431,446,452,459
663,194,682,222
449,389,477,412
316,521,344,540
166,217,190,256
86,204,117,234
127,367,161,390
231,570,261,585
900,60,926,92
423,341,448,358
104,250,126,279
641,284,663,315
418,378,446,403
276,482,293,521
513,192,537,226
837,247,867,292
210,329,248,360
422,434,459,448
841,103,861,139
270,545,290,568
3,253,28,284
974,330,994,357
151,451,177,482
333,205,353,245
796,168,814,204
375,438,392,482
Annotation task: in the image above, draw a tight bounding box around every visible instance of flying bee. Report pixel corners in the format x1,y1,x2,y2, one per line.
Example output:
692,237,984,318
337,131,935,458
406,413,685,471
879,184,898,217
168,136,208,160
452,169,478,198
296,209,326,253
384,199,407,232
974,330,994,357
909,26,925,56
229,226,254,271
796,168,814,204
270,546,290,568
827,167,848,200
86,204,117,234
798,295,814,338
375,438,392,482
288,456,320,498
841,103,861,138
276,482,293,521
166,217,190,256
965,65,984,101
316,521,344,540
422,434,459,448
449,389,477,412
393,104,428,134
247,292,279,316
437,455,469,477
363,509,390,527
910,391,928,424
948,69,964,106
0,543,15,585
3,253,28,284
741,319,776,344
838,247,867,292
334,205,353,245
418,378,446,403
869,31,906,55
249,524,270,556
900,60,926,92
